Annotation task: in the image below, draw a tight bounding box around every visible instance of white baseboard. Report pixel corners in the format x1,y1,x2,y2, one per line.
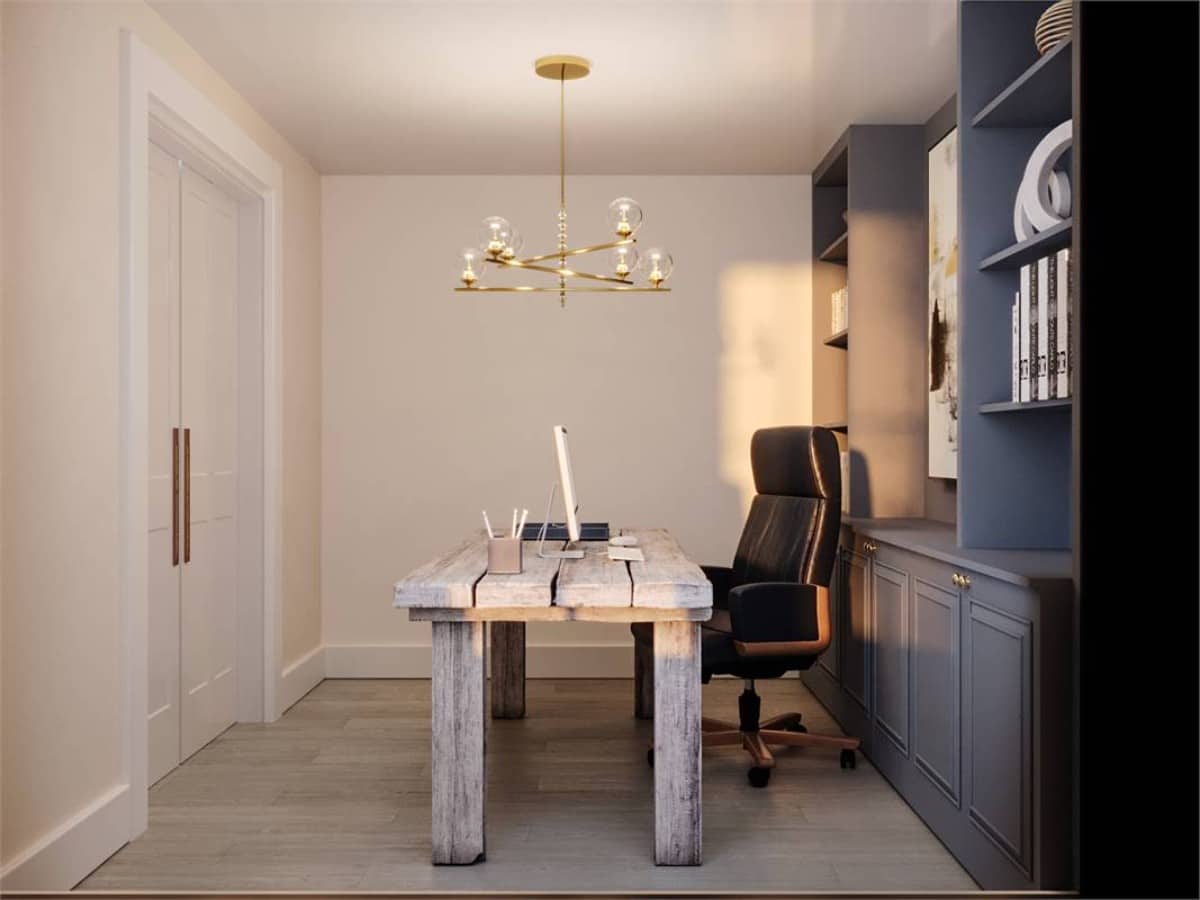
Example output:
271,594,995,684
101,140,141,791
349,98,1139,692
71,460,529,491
0,783,129,891
278,644,326,714
324,642,633,679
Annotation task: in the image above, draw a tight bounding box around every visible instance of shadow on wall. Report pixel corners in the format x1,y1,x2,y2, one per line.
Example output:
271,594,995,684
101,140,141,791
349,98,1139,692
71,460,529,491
718,263,814,518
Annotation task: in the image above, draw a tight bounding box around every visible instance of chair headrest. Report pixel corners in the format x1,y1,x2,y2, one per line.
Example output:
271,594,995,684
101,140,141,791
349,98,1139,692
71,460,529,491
750,426,840,500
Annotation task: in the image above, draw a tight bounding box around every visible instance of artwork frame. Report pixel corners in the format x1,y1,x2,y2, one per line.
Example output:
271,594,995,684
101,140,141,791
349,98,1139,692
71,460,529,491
927,126,958,480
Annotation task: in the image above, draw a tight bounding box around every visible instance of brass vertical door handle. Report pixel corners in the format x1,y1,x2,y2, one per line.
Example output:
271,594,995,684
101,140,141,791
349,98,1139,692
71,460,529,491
183,427,191,563
171,427,180,566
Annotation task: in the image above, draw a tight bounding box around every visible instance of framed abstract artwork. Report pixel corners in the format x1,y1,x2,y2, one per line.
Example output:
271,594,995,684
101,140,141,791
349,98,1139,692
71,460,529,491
928,126,958,480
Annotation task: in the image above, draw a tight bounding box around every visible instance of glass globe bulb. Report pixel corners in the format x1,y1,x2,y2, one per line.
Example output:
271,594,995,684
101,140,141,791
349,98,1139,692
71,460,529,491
607,197,643,238
478,216,514,258
458,247,487,287
639,247,673,287
610,244,639,279
500,227,524,261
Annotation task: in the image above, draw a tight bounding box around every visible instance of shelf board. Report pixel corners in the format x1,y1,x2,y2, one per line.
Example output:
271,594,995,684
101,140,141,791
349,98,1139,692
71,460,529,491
821,421,848,434
972,40,1072,128
823,329,848,349
979,397,1072,415
979,219,1072,271
819,230,849,264
813,133,849,187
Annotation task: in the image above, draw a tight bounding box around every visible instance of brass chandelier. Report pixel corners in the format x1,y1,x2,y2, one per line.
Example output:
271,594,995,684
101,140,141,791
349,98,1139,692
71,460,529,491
455,55,673,307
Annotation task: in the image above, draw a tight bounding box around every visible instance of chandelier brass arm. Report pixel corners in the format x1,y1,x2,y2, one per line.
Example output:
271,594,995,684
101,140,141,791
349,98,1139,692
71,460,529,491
486,258,634,285
455,286,668,293
516,238,635,265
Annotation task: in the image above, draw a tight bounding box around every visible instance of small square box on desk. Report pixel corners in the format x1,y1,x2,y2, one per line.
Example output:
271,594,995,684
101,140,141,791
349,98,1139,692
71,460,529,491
487,536,523,575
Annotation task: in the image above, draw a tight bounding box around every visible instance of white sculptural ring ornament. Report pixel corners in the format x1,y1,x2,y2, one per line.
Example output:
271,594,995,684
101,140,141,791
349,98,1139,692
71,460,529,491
1013,119,1072,242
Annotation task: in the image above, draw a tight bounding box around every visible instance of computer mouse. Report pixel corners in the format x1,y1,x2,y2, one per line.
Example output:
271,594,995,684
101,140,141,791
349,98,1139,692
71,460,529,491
609,535,638,547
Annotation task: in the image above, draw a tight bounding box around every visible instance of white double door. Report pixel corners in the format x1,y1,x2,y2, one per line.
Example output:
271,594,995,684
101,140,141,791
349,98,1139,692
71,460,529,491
147,142,240,785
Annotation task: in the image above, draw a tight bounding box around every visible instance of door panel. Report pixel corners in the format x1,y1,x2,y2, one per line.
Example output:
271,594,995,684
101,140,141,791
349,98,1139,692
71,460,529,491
843,549,870,711
912,575,960,803
871,559,909,754
147,143,182,786
966,600,1033,875
180,166,239,761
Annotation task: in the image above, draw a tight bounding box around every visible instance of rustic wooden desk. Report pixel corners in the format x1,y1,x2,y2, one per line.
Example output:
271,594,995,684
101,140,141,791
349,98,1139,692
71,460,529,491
393,528,712,866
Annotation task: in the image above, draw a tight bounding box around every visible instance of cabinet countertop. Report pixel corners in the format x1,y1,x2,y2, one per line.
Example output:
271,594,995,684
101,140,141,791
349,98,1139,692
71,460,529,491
844,517,1072,588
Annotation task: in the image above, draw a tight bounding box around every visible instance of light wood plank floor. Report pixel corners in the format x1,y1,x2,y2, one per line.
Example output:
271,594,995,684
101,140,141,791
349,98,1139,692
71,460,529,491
79,678,977,892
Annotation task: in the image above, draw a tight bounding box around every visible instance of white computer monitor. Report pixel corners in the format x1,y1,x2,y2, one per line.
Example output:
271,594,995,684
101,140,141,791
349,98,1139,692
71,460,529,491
553,425,581,543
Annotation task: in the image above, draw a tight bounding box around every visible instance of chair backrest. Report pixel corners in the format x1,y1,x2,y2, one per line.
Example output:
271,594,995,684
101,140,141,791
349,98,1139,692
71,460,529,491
731,426,841,588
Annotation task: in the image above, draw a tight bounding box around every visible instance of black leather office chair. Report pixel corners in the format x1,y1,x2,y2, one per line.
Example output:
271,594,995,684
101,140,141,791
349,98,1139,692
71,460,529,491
632,425,858,787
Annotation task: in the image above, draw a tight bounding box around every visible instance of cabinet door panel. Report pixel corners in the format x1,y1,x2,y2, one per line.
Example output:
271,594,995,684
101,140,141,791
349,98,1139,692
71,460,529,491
871,559,909,753
912,576,960,804
842,549,870,712
966,600,1033,876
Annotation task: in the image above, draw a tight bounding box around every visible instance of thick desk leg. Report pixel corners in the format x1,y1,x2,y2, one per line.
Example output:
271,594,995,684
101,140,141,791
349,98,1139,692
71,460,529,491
431,621,487,864
490,622,525,719
653,620,702,865
634,637,654,720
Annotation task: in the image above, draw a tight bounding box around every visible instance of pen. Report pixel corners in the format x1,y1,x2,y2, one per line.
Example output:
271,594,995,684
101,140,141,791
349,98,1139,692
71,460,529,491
511,508,518,541
516,508,529,540
482,510,494,539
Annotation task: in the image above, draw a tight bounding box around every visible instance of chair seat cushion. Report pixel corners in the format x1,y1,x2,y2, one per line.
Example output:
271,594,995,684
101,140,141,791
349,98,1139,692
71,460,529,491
630,610,817,680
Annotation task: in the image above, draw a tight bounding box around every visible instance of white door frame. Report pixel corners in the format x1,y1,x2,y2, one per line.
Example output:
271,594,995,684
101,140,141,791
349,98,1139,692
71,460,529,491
119,31,284,839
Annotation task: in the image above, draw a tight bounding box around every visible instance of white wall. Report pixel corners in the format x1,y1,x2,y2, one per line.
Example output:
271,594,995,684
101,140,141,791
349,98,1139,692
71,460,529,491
1,1,321,887
321,175,812,675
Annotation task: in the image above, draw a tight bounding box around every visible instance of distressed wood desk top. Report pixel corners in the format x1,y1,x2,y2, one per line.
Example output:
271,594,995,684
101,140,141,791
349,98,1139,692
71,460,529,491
394,528,712,621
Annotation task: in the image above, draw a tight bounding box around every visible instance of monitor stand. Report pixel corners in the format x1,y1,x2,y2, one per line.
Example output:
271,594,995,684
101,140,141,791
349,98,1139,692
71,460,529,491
536,481,585,559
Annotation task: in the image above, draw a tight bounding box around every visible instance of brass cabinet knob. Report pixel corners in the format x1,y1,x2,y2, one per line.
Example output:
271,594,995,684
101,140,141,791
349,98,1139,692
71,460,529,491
951,573,962,587
961,574,971,589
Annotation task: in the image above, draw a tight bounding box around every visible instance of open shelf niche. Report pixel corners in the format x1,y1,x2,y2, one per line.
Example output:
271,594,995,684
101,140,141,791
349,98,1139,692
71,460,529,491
957,1,1074,550
811,125,927,519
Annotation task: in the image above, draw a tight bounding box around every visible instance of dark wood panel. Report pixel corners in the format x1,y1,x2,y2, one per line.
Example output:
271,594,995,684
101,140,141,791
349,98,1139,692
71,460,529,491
843,550,871,714
912,576,961,804
871,560,909,754
966,601,1033,877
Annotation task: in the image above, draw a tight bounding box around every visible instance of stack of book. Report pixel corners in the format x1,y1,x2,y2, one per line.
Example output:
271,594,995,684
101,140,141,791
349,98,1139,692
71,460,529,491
831,285,849,334
1012,247,1072,402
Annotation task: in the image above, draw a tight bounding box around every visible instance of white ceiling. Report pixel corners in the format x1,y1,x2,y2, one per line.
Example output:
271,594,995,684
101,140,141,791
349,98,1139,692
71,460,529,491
151,0,958,175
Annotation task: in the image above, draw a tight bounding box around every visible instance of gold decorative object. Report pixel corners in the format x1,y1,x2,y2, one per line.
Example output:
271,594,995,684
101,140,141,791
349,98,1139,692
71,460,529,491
1034,0,1072,55
455,55,673,306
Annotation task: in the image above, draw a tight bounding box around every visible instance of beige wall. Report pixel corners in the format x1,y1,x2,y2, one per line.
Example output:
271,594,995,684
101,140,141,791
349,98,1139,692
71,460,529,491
0,0,321,876
321,175,812,664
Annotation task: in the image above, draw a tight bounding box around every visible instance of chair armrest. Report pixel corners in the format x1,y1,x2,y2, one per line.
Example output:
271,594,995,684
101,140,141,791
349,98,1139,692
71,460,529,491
701,565,736,610
726,582,831,657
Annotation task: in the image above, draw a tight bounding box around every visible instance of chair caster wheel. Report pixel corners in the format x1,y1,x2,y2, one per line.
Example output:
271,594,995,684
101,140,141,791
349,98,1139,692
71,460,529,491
647,748,654,768
840,749,856,770
748,766,771,788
